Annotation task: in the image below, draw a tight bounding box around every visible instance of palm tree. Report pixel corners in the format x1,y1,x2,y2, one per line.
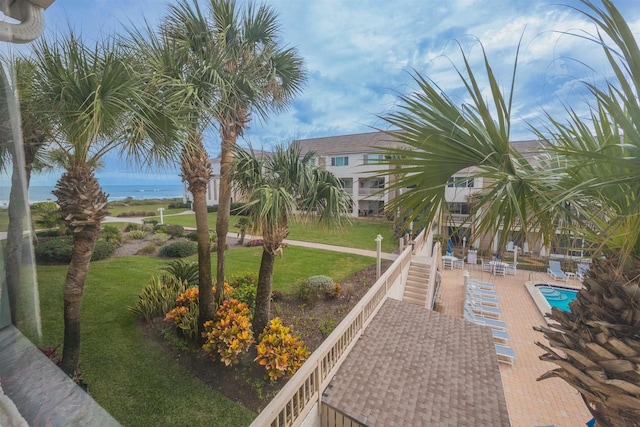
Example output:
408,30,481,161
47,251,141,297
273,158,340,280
378,1,640,425
233,143,350,334
32,32,181,377
165,0,306,306
2,57,53,327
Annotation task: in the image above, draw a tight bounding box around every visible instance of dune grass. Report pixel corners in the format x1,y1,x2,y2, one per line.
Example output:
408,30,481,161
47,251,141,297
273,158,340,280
31,246,374,426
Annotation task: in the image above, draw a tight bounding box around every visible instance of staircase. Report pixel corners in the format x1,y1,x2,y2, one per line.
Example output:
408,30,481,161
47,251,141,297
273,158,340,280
402,261,430,307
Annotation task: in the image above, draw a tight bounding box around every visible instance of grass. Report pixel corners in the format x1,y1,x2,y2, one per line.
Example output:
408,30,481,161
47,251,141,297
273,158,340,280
30,246,374,426
140,212,397,253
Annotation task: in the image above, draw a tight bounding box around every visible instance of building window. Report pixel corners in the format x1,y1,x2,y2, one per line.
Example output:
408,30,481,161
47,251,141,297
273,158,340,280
447,177,474,188
331,156,349,166
363,154,384,165
449,202,470,215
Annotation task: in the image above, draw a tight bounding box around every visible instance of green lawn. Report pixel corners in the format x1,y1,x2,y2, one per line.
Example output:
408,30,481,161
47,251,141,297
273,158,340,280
31,246,374,426
149,212,397,253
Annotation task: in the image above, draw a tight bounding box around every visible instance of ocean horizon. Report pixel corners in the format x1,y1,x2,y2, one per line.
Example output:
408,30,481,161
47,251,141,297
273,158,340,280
0,184,186,206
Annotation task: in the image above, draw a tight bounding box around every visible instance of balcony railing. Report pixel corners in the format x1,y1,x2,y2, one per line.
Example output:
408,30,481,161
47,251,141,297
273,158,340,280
249,229,428,427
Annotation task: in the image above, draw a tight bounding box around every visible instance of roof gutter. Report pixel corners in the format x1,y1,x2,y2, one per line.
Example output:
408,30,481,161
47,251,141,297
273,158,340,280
0,0,55,43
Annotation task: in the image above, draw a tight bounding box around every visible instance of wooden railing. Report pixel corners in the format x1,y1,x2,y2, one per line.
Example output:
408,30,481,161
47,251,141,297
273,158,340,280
249,229,425,427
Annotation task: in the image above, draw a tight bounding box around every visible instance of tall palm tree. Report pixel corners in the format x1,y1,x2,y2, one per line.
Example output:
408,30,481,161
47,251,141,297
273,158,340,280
233,143,350,334
2,57,53,328
164,0,305,306
378,1,640,425
129,2,226,330
32,32,181,377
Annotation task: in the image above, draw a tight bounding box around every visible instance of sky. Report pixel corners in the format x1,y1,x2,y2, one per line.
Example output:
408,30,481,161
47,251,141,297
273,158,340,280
3,0,640,186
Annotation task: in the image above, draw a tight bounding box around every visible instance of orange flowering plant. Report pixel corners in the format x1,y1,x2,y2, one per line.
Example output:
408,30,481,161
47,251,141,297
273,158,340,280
255,317,310,380
202,299,254,366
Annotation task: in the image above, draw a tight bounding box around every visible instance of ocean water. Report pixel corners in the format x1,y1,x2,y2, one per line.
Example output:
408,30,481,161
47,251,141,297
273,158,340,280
0,184,186,206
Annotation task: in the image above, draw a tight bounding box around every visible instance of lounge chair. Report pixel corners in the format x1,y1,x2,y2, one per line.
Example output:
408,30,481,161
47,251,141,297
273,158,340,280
463,305,507,331
491,329,510,344
505,262,517,276
465,300,502,319
547,260,568,281
466,290,500,307
467,285,499,298
495,344,516,365
576,263,590,281
468,279,495,291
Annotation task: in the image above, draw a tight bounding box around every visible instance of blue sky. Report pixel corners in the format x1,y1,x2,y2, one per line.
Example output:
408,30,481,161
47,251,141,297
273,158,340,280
7,0,640,186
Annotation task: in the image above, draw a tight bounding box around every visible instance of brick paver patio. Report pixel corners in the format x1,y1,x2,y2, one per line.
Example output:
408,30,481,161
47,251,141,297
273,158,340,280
439,264,592,427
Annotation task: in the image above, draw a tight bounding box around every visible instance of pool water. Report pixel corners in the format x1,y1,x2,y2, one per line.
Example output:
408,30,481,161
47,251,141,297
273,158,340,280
537,285,578,312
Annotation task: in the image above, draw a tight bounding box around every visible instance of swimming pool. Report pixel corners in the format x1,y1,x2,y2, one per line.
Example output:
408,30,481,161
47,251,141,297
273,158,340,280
535,284,578,312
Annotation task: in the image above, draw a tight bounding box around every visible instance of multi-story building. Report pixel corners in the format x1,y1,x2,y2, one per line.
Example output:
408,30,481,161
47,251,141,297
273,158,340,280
202,132,554,255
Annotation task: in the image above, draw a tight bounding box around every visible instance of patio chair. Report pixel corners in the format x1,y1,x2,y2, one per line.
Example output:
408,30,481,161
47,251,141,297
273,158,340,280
505,262,517,276
482,259,493,273
495,343,516,365
494,263,506,276
453,257,465,269
443,257,454,269
547,260,568,281
463,305,507,331
576,263,590,281
465,300,502,319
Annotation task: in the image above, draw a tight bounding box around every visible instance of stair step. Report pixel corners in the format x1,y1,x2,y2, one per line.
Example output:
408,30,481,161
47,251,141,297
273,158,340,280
402,296,426,306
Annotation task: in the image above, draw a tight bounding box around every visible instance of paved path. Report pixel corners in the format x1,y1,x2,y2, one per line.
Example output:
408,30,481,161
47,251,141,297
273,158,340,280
102,213,398,260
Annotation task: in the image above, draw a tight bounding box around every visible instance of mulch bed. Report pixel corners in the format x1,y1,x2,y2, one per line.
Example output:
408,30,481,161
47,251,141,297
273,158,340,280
131,233,392,413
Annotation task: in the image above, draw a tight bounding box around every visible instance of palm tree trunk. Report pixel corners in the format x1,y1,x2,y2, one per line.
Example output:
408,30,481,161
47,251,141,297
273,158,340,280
253,247,276,335
60,230,98,376
215,125,236,305
180,135,215,335
192,183,214,336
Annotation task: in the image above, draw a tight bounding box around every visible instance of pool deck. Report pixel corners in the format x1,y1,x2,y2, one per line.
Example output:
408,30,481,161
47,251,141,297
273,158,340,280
438,264,591,427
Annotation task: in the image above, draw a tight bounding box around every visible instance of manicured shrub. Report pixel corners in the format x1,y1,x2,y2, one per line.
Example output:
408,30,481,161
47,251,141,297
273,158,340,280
159,240,198,258
141,223,154,233
185,231,198,241
154,224,167,234
150,233,171,244
255,318,310,380
162,259,199,286
296,275,336,303
165,224,184,238
142,218,158,226
34,237,115,263
128,229,146,240
117,210,155,217
128,276,188,321
202,299,254,366
207,205,219,213
136,243,158,256
101,224,122,245
168,201,191,209
91,241,117,261
124,223,141,232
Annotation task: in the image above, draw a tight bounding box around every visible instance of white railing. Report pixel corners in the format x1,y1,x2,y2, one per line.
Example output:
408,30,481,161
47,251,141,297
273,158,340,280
426,241,442,309
249,229,426,427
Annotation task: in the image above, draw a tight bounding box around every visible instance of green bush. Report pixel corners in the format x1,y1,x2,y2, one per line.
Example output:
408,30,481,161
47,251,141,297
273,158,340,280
150,233,171,244
159,240,198,258
117,210,155,217
136,243,158,255
296,275,335,303
230,202,248,215
35,237,115,264
124,223,141,232
141,223,154,233
127,276,188,321
101,225,122,245
165,224,184,238
162,259,199,286
207,205,218,213
128,230,146,240
168,201,191,209
142,218,158,226
185,231,198,241
154,224,167,234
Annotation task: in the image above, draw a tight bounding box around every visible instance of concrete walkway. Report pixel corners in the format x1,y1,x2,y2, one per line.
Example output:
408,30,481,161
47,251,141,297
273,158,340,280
101,213,398,260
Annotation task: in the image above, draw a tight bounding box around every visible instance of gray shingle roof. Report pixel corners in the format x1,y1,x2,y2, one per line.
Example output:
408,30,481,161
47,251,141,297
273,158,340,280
322,298,510,426
295,131,403,155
